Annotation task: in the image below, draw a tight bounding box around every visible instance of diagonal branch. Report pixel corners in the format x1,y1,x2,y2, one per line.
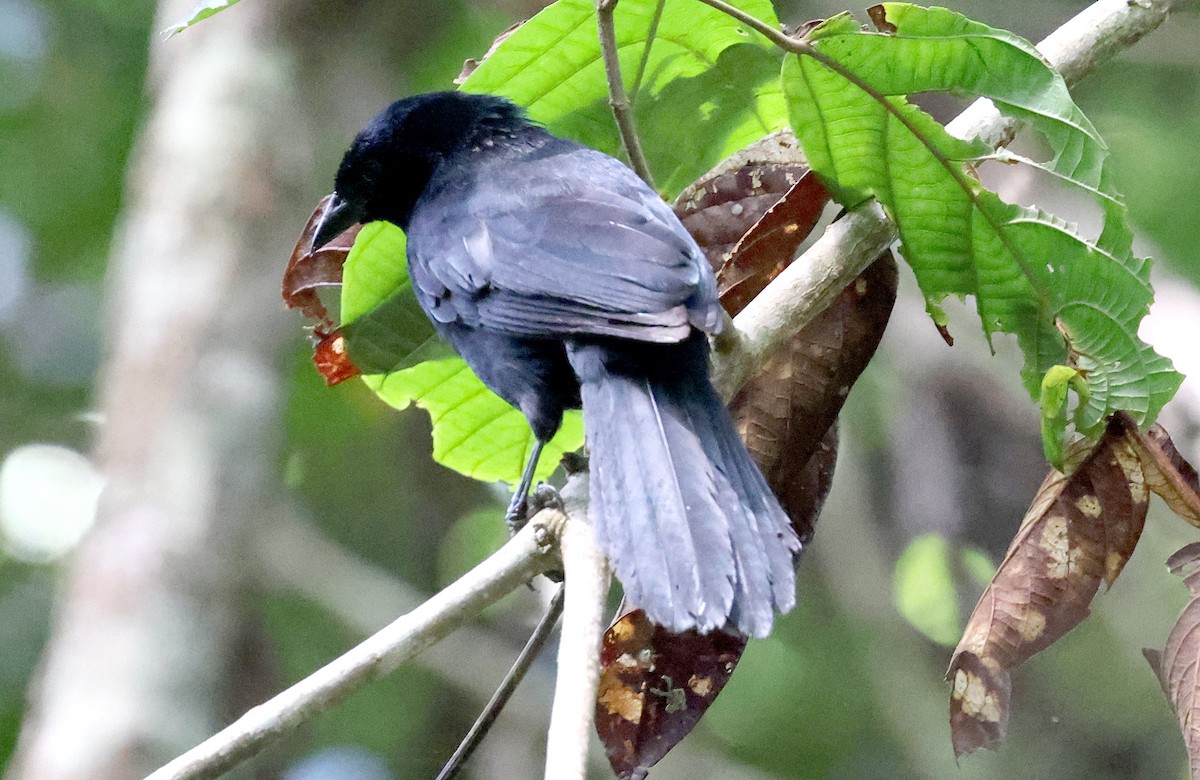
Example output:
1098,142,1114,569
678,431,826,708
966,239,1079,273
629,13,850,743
144,510,566,780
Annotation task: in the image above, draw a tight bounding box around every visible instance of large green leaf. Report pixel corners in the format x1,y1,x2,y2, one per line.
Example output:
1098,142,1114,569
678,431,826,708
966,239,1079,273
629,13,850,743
365,363,584,485
461,0,788,197
783,4,1181,435
339,222,452,375
341,0,789,484
339,223,581,484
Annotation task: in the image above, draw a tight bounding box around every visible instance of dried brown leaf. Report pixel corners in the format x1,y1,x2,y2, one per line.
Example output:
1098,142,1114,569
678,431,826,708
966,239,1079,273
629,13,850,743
1146,542,1200,780
948,413,1149,757
731,252,896,541
715,171,829,313
283,195,360,326
1136,424,1200,526
673,131,816,275
595,609,746,780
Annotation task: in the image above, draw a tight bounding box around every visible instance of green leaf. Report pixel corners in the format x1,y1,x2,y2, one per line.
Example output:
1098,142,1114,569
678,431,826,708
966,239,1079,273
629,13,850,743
338,223,580,484
164,0,242,36
461,0,788,196
339,222,453,375
365,363,584,485
783,3,1182,437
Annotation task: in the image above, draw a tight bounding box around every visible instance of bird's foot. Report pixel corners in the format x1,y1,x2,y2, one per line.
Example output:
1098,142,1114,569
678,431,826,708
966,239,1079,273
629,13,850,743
528,484,566,582
504,495,529,537
528,482,564,514
505,483,564,536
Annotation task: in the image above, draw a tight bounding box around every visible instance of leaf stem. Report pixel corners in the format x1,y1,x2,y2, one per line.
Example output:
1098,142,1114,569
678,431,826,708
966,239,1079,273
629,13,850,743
597,0,657,188
690,0,809,53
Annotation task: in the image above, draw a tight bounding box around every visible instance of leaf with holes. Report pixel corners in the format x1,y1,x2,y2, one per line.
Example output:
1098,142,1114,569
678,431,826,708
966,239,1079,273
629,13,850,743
783,3,1181,441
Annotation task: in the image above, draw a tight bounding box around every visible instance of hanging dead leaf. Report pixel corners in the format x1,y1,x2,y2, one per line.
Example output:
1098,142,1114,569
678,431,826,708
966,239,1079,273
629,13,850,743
948,413,1149,757
283,195,361,325
595,609,746,780
1135,423,1200,526
731,252,897,541
1145,543,1200,780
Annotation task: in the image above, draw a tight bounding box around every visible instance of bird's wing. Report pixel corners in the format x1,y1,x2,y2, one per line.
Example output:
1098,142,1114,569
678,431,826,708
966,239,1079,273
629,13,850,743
407,145,721,343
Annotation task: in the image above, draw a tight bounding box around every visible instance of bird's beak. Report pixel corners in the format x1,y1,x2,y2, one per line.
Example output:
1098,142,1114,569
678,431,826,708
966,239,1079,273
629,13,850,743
311,193,364,251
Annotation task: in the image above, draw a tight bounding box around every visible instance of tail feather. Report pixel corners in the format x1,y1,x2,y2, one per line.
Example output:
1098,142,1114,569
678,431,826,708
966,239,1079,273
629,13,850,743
568,337,799,638
701,405,798,610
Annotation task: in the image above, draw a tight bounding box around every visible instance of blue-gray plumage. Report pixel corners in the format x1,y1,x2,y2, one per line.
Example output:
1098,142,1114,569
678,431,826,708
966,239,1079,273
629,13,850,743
312,91,799,637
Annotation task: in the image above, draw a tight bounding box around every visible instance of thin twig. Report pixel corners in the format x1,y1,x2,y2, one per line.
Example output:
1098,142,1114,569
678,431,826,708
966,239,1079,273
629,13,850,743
144,512,565,780
630,0,665,99
545,513,610,780
436,585,565,780
597,0,656,188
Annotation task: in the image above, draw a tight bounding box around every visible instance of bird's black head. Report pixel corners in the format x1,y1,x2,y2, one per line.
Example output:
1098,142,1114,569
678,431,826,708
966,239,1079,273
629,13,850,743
312,91,530,248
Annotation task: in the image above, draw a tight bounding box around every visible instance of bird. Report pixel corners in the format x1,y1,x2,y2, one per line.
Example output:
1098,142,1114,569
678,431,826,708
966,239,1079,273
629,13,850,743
310,91,800,637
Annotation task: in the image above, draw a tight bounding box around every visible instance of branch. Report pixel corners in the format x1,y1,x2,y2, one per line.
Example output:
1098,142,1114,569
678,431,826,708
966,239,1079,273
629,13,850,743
144,510,566,780
255,509,559,724
597,0,657,187
711,0,1186,400
545,481,609,780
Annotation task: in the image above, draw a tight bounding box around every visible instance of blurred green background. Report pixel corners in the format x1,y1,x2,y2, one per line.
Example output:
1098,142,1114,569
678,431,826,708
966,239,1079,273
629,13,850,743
1,0,1199,778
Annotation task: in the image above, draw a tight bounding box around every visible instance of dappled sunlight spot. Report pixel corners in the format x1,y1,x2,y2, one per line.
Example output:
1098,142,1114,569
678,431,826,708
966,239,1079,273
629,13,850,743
0,443,102,563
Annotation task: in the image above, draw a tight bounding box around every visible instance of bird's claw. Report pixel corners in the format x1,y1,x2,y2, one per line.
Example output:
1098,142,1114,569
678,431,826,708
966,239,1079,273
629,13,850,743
528,482,564,514
504,496,529,537
504,482,564,537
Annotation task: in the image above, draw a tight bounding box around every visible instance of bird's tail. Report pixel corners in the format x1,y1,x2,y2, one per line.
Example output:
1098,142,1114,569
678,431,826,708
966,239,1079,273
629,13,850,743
566,335,800,638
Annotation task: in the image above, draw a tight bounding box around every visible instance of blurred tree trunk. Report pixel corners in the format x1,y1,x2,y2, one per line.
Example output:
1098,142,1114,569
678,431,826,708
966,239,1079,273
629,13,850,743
5,0,311,776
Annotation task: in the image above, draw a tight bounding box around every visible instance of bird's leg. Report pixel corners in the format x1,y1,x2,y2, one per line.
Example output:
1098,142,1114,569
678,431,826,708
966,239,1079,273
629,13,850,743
504,438,546,535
